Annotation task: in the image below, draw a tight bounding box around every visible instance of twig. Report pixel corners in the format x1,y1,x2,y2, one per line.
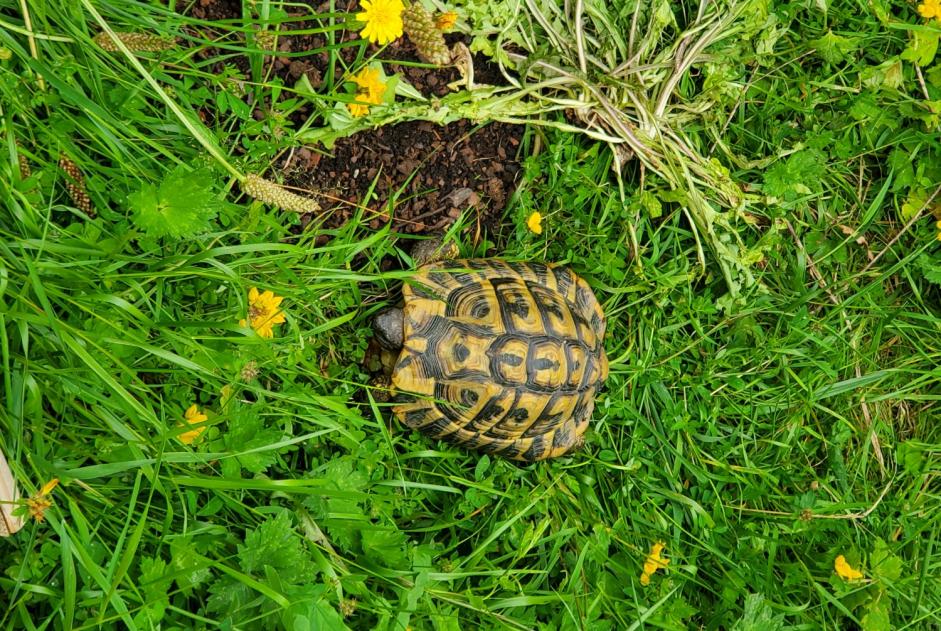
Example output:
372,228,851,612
914,64,931,101
18,0,45,91
727,478,893,520
857,183,941,278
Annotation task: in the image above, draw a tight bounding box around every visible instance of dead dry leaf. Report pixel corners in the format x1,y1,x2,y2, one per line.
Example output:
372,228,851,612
0,447,24,536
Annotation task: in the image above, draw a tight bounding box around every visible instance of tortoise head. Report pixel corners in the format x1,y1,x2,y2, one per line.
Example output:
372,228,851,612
373,307,404,351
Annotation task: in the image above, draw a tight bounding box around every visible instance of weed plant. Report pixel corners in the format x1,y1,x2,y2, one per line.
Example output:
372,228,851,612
0,0,940,629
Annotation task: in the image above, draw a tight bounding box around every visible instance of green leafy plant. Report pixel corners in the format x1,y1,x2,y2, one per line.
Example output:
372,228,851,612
129,164,221,238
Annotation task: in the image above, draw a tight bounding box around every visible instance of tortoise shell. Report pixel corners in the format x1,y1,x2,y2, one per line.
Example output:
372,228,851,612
391,259,608,461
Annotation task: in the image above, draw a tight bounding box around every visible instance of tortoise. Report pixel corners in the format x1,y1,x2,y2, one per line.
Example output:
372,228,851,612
373,239,608,461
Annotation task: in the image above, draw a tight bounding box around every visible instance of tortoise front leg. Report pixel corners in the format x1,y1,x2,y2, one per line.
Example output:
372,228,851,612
411,234,460,267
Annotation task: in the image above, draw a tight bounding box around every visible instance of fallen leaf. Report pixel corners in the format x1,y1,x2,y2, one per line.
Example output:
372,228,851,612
0,448,24,536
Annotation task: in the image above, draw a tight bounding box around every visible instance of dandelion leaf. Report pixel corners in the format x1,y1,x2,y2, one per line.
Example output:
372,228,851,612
811,30,858,64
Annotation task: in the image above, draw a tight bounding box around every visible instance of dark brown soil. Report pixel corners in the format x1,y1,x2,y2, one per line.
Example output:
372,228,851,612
187,0,525,238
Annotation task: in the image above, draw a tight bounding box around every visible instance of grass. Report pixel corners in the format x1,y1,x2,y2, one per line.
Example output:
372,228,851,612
1,0,940,629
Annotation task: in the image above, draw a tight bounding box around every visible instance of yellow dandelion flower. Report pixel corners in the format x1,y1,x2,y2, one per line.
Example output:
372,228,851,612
356,0,405,45
526,211,544,235
834,555,864,581
178,404,208,444
26,479,59,523
640,541,669,585
917,0,941,20
239,287,287,338
435,11,458,31
348,67,388,117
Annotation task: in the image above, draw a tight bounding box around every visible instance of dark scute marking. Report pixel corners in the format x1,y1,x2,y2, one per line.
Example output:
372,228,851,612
571,393,590,421
542,301,564,320
445,284,486,319
534,357,560,371
522,436,545,461
466,390,517,433
453,272,480,287
425,416,457,438
499,353,523,366
522,411,564,437
533,287,565,319
507,408,529,422
504,293,530,319
552,424,573,450
409,283,439,301
397,355,414,371
471,300,491,319
434,383,465,425
478,439,502,455
428,271,451,286
577,285,592,303
507,261,532,277
528,262,549,287
460,389,479,406
493,441,522,459
403,408,429,428
453,342,470,363
552,266,574,295
472,397,504,425
591,313,605,338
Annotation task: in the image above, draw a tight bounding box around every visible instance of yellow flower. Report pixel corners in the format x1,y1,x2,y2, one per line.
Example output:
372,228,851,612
38,479,59,496
640,541,669,585
834,555,864,581
26,479,59,523
936,219,941,241
348,67,388,117
356,0,404,45
526,211,543,235
917,0,941,20
435,11,458,31
239,287,287,338
178,404,208,444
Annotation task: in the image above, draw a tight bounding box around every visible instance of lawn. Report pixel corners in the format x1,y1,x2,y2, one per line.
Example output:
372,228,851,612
1,0,940,629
